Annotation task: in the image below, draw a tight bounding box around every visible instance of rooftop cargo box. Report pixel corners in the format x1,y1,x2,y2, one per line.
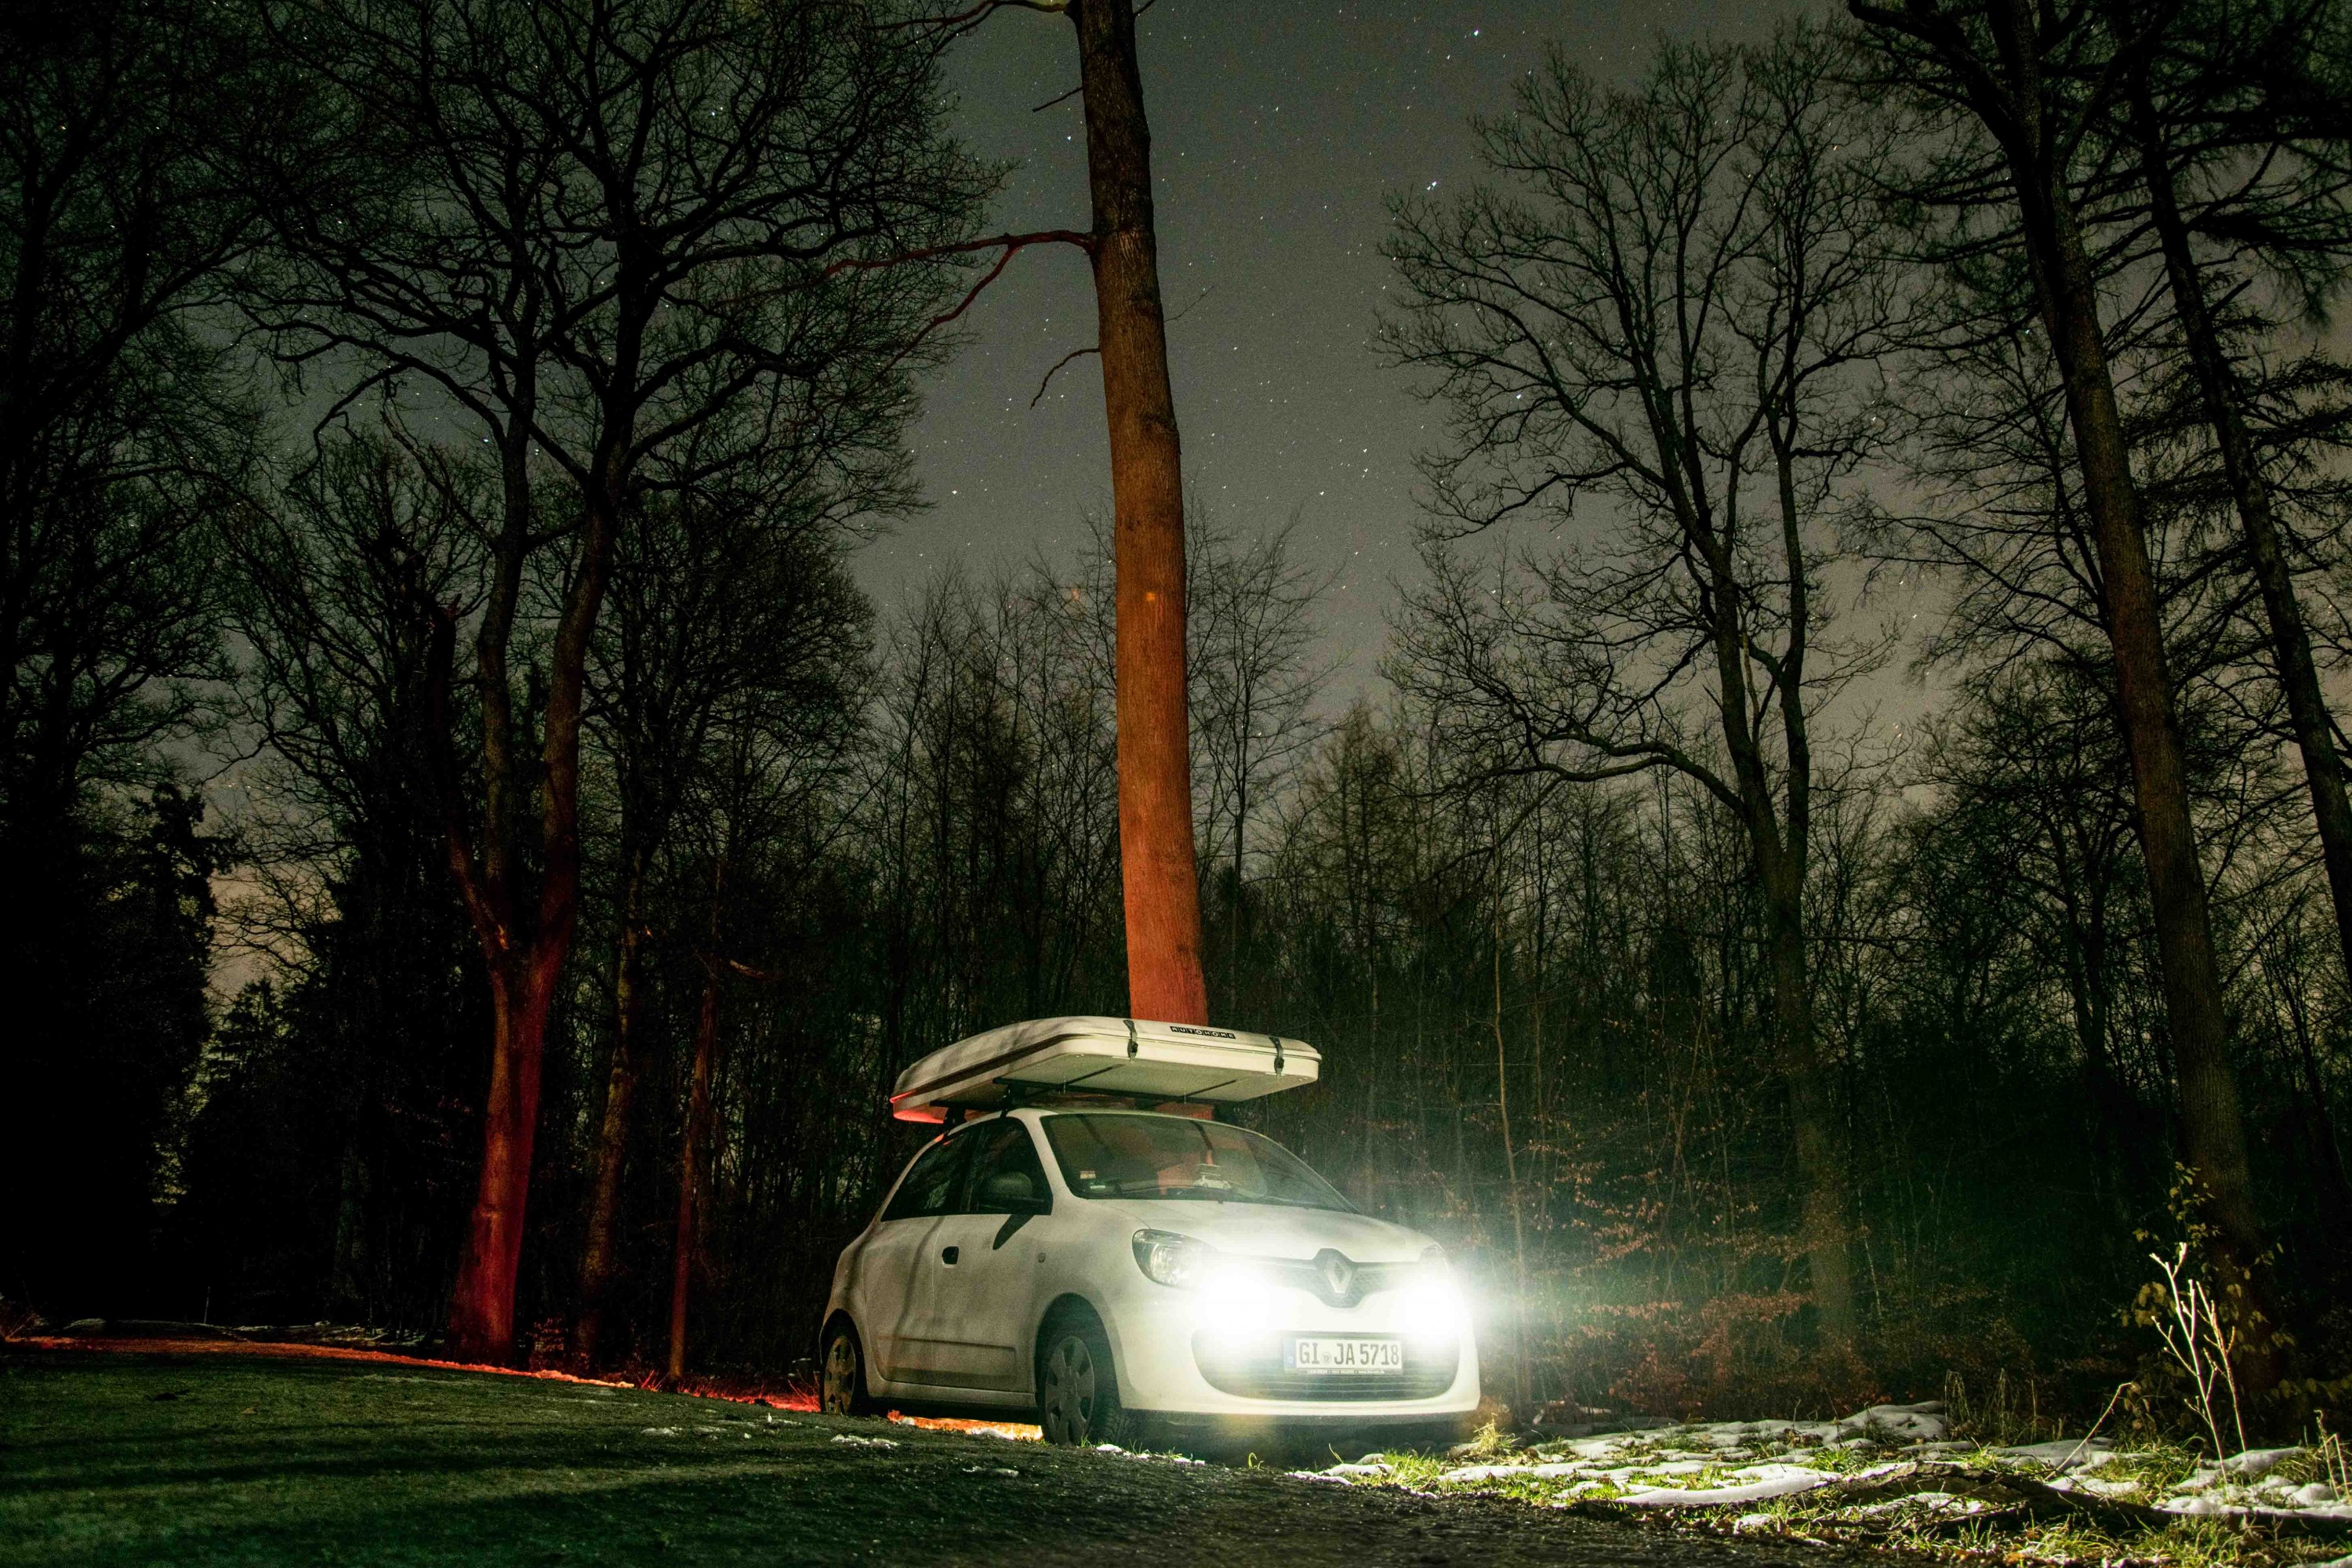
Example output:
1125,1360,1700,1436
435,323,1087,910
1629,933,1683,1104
889,1015,1319,1123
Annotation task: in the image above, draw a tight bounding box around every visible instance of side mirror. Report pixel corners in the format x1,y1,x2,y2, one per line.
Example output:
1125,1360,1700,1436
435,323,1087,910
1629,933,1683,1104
981,1169,1046,1212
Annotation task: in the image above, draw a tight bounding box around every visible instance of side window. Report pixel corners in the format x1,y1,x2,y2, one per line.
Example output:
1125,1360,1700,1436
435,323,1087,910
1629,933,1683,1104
964,1120,1051,1214
880,1134,969,1222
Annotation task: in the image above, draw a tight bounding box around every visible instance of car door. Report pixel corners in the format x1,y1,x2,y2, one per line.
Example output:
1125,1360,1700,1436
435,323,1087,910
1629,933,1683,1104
851,1133,971,1386
895,1117,1052,1392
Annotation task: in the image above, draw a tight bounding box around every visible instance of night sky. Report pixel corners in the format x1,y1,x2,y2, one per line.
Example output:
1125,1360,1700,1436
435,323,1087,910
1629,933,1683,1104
869,1,1791,691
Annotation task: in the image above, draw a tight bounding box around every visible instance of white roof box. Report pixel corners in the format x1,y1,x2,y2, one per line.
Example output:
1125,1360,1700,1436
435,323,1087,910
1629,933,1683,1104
890,1016,1319,1123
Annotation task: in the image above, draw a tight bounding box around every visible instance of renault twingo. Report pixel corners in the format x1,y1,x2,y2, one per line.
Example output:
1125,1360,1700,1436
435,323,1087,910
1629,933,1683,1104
819,1100,1479,1447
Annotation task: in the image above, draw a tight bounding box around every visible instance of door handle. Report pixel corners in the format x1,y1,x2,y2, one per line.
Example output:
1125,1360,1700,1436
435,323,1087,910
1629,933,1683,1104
941,1245,960,1265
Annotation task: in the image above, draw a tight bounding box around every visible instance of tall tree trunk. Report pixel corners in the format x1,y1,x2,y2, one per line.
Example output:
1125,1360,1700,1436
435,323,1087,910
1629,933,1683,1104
1764,439,1853,1346
1071,0,1207,1024
668,958,719,1383
1493,841,1531,1414
1763,862,1855,1343
445,960,554,1360
1970,0,2274,1385
575,851,650,1370
2128,82,2352,993
440,426,616,1363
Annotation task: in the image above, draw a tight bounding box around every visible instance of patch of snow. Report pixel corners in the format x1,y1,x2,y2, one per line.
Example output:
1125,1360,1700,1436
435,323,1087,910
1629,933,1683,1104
1617,1465,1836,1508
1289,1471,1353,1484
1732,1513,1779,1532
2169,1465,2223,1493
2291,1483,2341,1507
960,1465,1020,1476
831,1434,898,1449
1995,1439,2120,1472
640,1426,680,1436
1321,1462,1394,1478
1836,1401,1947,1442
2075,1476,2143,1499
2220,1446,2301,1477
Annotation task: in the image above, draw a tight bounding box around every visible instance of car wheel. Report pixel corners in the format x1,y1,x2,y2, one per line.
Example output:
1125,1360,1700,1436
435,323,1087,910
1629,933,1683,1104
820,1319,874,1417
1036,1316,1140,1447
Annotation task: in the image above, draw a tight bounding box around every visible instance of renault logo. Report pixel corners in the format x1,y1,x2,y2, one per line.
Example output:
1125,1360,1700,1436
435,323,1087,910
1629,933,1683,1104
1315,1250,1356,1301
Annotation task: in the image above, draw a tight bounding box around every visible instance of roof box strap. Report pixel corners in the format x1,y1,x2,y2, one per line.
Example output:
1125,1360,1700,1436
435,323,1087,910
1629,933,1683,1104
1272,1036,1285,1075
1124,1017,1138,1058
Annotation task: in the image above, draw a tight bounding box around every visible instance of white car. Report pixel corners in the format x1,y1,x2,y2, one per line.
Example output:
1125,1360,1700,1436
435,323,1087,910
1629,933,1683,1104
818,1102,1481,1447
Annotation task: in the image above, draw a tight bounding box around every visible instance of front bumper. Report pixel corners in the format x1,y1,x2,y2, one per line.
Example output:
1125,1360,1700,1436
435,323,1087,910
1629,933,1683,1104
1099,1279,1481,1420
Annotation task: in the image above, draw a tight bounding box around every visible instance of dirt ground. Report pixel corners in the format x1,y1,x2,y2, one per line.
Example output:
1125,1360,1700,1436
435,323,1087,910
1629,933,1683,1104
0,1345,1916,1566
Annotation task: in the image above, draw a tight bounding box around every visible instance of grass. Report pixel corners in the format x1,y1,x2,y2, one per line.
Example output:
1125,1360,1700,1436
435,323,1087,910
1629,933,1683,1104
0,1347,1884,1567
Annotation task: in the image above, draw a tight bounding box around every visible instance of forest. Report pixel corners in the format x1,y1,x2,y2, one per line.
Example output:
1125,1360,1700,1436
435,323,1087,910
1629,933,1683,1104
5,0,2351,1429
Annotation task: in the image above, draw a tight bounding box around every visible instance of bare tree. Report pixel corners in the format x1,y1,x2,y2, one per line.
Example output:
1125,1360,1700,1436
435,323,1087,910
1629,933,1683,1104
0,0,299,855
250,0,984,1359
575,445,875,1369
887,0,1208,1021
1384,27,1901,1342
1849,0,2279,1380
2112,0,2352,993
1185,510,1334,1009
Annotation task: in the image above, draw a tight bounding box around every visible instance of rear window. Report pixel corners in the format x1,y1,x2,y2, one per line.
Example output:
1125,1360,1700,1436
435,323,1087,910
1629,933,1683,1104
1040,1114,1354,1213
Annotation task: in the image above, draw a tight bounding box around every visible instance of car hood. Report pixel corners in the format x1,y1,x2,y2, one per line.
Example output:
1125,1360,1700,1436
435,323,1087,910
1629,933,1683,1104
1094,1197,1432,1263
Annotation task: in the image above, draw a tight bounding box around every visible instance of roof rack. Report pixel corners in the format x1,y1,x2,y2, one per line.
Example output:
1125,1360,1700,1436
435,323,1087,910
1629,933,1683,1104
888,1015,1319,1123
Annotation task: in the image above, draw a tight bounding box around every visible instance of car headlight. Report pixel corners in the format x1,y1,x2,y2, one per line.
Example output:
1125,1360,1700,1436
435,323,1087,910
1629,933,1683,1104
1193,1262,1278,1341
1132,1229,1214,1288
1396,1250,1465,1341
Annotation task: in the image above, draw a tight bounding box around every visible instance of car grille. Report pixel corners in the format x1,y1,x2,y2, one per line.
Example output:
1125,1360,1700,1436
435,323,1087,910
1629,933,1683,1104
1192,1334,1459,1401
1262,1256,1416,1308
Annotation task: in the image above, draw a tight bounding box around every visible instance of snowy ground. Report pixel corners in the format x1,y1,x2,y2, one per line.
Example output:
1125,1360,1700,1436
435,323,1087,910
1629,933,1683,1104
1288,1403,2352,1565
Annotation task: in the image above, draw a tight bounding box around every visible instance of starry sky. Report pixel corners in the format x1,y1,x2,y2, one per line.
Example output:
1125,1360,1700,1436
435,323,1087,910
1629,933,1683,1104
866,0,1792,691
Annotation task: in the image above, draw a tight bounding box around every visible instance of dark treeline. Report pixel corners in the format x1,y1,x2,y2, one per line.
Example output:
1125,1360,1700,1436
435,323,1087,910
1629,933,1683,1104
7,0,2352,1419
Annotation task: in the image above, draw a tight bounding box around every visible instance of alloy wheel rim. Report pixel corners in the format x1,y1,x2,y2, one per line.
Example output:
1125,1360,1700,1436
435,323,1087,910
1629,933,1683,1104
1044,1336,1094,1442
823,1335,856,1412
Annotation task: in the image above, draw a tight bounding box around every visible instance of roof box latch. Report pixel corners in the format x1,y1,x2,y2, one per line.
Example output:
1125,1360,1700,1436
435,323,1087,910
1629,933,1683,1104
1124,1017,1138,1059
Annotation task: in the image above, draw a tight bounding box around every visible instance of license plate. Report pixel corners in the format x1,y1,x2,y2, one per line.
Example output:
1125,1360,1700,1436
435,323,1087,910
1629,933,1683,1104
1285,1337,1402,1374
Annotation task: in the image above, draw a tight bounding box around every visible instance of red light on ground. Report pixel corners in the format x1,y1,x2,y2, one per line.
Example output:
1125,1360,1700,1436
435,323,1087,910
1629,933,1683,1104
890,1413,1042,1441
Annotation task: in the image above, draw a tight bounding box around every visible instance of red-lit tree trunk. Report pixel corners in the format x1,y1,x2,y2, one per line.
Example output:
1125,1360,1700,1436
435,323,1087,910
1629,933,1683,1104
436,431,620,1365
1070,0,1207,1025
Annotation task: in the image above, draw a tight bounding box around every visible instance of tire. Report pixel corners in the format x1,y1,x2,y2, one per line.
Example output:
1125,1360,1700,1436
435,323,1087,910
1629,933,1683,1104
1036,1312,1144,1448
820,1318,876,1417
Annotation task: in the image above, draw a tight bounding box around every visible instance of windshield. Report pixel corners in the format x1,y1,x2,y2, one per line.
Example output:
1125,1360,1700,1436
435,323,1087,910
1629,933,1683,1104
1040,1113,1356,1213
